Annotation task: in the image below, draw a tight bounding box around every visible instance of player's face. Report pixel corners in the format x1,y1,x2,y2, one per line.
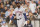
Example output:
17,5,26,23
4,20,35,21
17,3,20,8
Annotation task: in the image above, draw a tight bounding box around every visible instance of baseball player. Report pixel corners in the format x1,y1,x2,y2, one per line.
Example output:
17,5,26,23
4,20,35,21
14,2,25,27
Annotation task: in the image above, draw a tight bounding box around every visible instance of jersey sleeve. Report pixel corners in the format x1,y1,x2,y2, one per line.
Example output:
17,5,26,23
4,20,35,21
21,7,25,13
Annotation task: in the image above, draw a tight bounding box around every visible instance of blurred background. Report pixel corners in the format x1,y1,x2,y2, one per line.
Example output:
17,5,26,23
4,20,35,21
0,0,40,27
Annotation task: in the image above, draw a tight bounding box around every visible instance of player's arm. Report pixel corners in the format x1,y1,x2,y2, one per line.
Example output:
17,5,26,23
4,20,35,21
13,9,16,19
13,14,16,19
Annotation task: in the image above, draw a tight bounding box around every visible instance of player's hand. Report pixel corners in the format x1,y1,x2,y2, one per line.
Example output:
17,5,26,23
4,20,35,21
14,16,16,19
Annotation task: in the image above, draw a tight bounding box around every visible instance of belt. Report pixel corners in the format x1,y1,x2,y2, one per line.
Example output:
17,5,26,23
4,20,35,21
17,18,21,20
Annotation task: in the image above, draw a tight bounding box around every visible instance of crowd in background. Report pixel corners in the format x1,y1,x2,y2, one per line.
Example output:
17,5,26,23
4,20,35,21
0,0,40,27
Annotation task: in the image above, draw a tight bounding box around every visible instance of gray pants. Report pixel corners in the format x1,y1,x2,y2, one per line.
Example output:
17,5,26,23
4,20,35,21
31,20,39,27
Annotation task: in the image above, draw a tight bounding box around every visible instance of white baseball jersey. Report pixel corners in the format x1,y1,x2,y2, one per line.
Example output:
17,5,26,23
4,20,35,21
14,7,25,19
14,7,25,27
